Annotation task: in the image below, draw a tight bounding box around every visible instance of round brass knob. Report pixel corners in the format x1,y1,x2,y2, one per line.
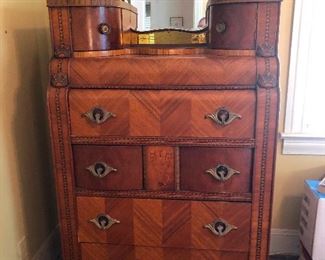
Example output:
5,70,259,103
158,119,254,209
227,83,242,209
98,23,111,35
216,22,226,33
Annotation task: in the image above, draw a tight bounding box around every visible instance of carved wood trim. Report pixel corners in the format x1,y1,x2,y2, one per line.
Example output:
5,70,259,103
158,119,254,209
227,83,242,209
257,57,278,88
50,59,69,87
71,136,256,147
174,147,180,191
68,84,257,90
256,88,271,259
48,88,79,259
250,87,279,260
76,189,252,202
49,8,72,58
256,3,280,57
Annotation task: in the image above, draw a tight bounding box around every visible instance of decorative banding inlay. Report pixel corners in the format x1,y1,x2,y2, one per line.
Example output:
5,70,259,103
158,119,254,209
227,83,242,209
76,189,252,202
68,84,257,90
54,89,76,259
255,88,272,259
71,136,256,147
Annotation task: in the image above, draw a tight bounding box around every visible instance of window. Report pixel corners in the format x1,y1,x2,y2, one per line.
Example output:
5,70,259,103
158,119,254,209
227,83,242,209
282,0,325,155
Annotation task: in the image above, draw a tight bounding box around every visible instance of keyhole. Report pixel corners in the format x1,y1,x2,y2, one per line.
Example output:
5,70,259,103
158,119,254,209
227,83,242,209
214,221,226,234
92,108,104,122
216,166,229,179
94,163,106,176
217,109,230,123
98,216,109,228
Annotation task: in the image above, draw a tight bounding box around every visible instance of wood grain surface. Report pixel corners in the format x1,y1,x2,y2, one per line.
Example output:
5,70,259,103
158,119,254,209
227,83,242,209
77,197,251,252
73,145,143,191
81,244,249,260
208,4,257,49
180,147,253,193
67,56,258,87
47,0,282,259
69,90,256,138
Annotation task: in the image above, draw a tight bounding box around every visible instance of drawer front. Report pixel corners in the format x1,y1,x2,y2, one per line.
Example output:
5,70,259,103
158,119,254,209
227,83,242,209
77,197,251,252
180,147,253,194
208,4,257,49
73,146,143,191
81,244,248,260
69,90,255,138
70,7,137,51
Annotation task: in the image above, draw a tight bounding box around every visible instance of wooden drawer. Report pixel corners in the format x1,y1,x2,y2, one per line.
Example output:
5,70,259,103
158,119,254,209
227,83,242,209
208,3,257,50
70,7,137,51
77,197,251,252
81,244,248,260
69,90,256,138
180,147,253,194
73,146,143,191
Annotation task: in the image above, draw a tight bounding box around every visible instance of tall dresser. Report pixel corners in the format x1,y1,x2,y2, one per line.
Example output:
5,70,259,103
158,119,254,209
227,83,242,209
47,0,281,259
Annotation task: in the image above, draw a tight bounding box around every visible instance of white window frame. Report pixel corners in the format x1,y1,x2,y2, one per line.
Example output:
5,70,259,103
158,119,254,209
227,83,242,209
281,0,325,155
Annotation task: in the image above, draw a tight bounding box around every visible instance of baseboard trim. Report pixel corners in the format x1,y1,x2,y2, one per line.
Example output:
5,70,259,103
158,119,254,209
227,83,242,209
270,228,300,256
32,225,61,260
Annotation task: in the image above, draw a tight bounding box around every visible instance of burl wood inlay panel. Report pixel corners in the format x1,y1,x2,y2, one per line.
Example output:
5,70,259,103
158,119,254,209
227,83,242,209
81,244,249,260
180,147,253,193
69,90,256,138
144,146,175,191
77,197,251,252
73,145,143,191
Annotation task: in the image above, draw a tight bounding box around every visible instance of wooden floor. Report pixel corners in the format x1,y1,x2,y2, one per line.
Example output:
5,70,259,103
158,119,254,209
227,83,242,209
269,255,299,260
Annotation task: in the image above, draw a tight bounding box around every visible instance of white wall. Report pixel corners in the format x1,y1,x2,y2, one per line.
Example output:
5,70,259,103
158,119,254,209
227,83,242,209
150,0,194,29
0,1,57,259
130,0,146,30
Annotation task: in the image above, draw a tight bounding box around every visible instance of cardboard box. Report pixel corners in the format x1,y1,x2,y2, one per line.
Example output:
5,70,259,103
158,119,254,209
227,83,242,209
300,180,325,260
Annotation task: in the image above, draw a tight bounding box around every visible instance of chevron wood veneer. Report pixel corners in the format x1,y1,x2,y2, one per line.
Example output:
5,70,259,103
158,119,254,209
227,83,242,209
47,0,281,259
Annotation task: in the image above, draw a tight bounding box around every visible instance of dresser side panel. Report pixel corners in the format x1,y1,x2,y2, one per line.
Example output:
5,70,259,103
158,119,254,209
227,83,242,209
47,87,79,259
250,87,279,259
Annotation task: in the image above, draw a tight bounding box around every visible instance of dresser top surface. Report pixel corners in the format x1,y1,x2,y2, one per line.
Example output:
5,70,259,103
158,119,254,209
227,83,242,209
47,0,281,7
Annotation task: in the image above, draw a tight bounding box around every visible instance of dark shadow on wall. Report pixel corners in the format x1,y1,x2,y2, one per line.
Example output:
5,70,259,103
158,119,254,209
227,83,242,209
12,26,59,258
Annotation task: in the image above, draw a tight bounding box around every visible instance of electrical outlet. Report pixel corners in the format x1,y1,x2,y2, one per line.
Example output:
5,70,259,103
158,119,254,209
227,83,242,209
17,236,29,260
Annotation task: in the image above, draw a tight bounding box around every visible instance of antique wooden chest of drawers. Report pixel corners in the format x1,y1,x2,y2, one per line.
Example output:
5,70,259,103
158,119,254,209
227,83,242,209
47,0,281,259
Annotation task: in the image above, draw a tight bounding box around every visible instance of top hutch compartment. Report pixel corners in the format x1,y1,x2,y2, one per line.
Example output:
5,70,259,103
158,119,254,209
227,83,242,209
47,0,281,57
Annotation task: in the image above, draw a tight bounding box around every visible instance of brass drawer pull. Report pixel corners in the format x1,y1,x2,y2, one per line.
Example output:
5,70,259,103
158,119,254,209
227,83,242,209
90,214,120,230
204,219,237,237
205,107,241,126
206,164,240,182
86,162,117,178
82,107,116,124
98,23,111,35
216,22,227,33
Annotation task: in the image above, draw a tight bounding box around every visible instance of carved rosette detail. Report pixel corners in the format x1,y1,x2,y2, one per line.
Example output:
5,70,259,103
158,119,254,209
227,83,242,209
54,46,72,58
256,43,275,57
257,73,277,88
51,72,68,87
